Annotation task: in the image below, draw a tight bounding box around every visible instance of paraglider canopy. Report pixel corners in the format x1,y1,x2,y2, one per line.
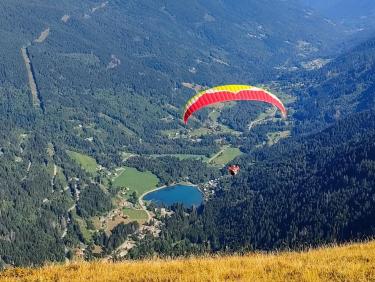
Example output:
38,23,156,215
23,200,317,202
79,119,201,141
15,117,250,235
183,84,287,124
228,165,240,176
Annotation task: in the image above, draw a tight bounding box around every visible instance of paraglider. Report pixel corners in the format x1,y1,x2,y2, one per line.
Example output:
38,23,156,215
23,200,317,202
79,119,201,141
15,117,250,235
228,165,240,176
183,85,287,124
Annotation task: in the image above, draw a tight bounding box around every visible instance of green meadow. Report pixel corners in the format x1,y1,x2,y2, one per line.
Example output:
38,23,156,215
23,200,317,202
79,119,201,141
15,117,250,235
67,150,98,174
123,208,148,223
113,167,159,197
209,147,242,166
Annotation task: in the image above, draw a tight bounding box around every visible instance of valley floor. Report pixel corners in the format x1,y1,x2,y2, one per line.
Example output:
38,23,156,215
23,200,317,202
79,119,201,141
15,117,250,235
1,240,375,281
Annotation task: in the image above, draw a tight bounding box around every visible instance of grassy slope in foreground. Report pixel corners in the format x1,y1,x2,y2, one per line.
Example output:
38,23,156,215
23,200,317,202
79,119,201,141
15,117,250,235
2,241,375,281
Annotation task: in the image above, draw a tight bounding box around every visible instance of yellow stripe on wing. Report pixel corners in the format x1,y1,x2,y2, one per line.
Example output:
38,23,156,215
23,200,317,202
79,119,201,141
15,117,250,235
210,84,254,93
183,85,254,111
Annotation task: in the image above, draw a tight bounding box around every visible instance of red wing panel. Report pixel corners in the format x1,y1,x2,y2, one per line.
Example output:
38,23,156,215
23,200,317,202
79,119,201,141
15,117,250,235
183,89,287,124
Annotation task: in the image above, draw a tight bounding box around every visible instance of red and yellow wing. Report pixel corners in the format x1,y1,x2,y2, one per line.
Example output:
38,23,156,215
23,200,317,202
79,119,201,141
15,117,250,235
183,85,287,124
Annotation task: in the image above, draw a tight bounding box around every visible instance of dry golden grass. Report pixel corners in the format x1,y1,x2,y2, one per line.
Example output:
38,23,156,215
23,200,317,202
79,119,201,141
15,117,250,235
1,241,375,282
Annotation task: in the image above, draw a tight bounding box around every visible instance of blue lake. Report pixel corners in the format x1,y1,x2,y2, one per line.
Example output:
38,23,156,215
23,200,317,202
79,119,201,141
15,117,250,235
143,185,203,208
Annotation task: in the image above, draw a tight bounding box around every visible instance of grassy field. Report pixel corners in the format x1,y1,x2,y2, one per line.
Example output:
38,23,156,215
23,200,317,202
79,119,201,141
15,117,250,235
150,147,241,166
112,167,159,197
209,147,242,166
2,241,375,281
189,127,211,137
151,154,208,161
71,211,92,242
123,208,148,223
121,152,137,161
66,150,98,174
267,130,291,146
160,128,183,138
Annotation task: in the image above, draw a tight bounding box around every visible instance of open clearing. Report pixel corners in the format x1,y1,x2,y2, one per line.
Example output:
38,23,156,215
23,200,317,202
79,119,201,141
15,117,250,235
112,167,159,197
67,150,98,174
267,130,291,146
34,28,50,43
209,147,242,166
20,47,41,108
151,146,241,166
151,154,208,161
182,82,205,92
71,210,92,242
123,208,148,223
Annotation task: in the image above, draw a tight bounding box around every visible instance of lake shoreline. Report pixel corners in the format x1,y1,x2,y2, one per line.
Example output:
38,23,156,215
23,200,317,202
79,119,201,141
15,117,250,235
140,181,199,200
140,183,203,212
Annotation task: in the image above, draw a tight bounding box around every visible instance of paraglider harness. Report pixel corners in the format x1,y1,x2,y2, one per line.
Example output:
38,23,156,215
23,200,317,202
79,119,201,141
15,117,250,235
228,165,240,176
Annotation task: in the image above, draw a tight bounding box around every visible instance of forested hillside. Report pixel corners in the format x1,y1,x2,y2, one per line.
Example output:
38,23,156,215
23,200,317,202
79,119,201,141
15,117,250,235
203,34,375,155
1,0,342,88
300,0,375,25
289,36,375,133
128,111,375,258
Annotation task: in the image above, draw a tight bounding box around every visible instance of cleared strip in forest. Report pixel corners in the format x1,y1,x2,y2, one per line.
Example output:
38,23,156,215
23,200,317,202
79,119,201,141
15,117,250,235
91,1,109,13
20,47,41,108
34,28,50,43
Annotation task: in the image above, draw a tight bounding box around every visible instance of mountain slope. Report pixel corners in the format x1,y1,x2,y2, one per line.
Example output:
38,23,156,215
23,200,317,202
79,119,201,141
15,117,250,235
300,0,375,20
1,0,343,89
208,111,375,251
0,0,346,155
299,0,375,30
1,241,375,281
0,0,345,125
292,36,375,132
127,110,375,257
